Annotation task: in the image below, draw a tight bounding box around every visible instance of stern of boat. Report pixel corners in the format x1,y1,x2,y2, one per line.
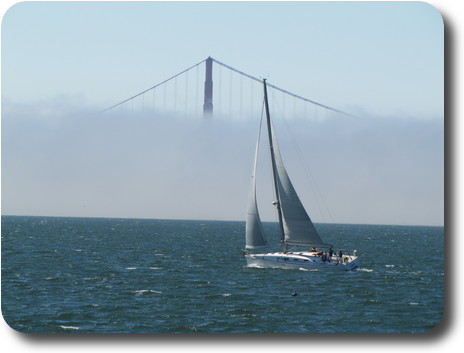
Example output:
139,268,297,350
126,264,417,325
344,255,360,271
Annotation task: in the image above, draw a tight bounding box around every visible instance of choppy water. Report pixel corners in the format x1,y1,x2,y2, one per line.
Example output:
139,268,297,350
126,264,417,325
1,216,443,333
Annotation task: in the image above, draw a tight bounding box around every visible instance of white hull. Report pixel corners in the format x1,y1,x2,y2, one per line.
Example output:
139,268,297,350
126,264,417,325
245,251,359,271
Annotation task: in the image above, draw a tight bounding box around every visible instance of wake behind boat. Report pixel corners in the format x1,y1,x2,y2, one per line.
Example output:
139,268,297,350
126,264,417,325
244,79,359,271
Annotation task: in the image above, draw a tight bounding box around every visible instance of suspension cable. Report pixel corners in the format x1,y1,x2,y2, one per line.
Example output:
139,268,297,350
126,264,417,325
211,57,355,117
101,56,355,118
100,58,206,113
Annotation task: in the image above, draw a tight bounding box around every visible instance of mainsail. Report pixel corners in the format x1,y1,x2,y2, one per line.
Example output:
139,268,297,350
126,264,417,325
271,127,331,248
245,117,266,250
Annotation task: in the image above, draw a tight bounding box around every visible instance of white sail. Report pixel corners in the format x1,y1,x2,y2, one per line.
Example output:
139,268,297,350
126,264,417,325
272,127,331,248
245,119,266,250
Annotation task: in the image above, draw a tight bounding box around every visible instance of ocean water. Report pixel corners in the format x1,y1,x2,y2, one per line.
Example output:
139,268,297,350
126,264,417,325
1,216,444,333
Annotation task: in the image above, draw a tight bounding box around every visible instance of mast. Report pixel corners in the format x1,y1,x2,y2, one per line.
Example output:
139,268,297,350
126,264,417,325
263,79,285,247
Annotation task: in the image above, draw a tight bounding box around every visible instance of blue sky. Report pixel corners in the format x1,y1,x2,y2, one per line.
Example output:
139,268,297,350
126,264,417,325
2,1,443,117
1,1,445,226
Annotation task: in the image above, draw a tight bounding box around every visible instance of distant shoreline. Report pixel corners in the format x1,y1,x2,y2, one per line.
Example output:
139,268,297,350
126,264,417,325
1,214,445,228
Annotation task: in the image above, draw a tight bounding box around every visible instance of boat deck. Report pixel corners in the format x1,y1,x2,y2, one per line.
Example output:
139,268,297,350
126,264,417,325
245,251,359,271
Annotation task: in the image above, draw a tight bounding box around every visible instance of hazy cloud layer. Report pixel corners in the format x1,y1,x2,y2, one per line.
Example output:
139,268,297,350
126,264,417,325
2,101,444,226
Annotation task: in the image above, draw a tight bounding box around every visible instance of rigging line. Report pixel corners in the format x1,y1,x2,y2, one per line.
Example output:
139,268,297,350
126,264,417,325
271,88,334,223
280,114,335,224
211,57,355,118
100,58,207,113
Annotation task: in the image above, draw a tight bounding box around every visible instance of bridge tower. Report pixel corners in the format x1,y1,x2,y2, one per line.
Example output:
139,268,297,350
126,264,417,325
203,56,213,117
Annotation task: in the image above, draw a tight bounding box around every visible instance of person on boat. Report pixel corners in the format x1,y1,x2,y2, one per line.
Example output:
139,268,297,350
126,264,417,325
338,250,343,258
321,253,326,262
329,248,333,257
310,247,317,252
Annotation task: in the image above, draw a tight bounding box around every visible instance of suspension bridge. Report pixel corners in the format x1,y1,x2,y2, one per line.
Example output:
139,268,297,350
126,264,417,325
99,56,351,224
101,56,354,120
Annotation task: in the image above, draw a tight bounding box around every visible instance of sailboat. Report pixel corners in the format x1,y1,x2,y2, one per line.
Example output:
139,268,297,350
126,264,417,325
244,79,359,271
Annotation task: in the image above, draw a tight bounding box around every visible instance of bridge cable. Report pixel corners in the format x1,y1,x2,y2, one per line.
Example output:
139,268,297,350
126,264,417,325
101,56,355,118
211,57,355,118
101,58,206,113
